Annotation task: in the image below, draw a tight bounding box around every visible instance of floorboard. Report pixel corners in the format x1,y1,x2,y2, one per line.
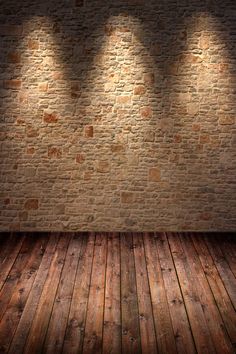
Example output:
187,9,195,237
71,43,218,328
43,233,83,354
62,233,95,354
133,233,157,354
24,234,71,354
144,232,177,353
0,233,25,292
156,233,196,354
204,234,236,310
0,232,235,354
8,233,59,354
120,233,141,354
102,233,121,354
82,233,107,354
179,233,232,354
0,234,48,353
168,233,217,354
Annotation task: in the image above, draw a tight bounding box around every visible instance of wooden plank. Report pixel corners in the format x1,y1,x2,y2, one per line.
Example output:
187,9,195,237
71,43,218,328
167,233,216,354
82,233,107,354
103,233,121,354
0,234,48,353
8,233,60,354
227,233,236,256
191,234,236,346
0,234,34,321
218,234,236,278
0,233,25,292
0,233,11,255
143,232,177,354
0,233,13,266
133,232,158,354
179,233,234,354
120,233,141,354
62,233,95,354
0,231,234,354
204,234,236,309
43,233,83,354
23,233,71,354
155,233,196,354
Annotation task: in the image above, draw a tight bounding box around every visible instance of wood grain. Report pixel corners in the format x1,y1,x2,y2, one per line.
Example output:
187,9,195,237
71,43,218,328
133,232,158,354
121,233,141,354
156,232,196,354
204,234,236,309
191,234,236,346
8,233,59,354
24,234,71,354
43,233,83,354
179,233,233,354
0,232,234,354
82,233,107,354
168,233,216,354
0,234,48,353
103,233,121,354
62,233,95,354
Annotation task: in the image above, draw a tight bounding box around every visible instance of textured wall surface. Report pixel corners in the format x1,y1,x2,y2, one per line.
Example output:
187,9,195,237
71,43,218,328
0,0,236,231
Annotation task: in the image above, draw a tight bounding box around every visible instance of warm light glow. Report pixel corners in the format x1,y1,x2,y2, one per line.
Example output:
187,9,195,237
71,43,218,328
18,17,70,122
0,5,235,232
174,13,232,122
81,15,159,165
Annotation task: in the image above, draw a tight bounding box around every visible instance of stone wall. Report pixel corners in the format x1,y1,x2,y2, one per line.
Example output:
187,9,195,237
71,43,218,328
0,0,235,231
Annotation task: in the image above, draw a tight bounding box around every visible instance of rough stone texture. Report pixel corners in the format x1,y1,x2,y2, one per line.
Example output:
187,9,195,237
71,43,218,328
0,0,236,231
24,199,39,210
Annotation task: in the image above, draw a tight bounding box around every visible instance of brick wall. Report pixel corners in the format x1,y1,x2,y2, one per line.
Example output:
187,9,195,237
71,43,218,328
0,0,235,231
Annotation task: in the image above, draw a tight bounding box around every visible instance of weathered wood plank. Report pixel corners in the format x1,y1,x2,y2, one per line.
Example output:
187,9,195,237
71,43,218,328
23,234,71,354
43,233,83,354
62,233,95,354
0,234,48,353
0,233,13,259
144,232,177,354
180,233,234,354
0,235,35,321
82,233,107,354
0,233,25,292
218,234,236,278
103,233,121,354
133,232,158,354
168,233,216,354
8,233,60,354
191,234,236,346
156,233,196,354
204,234,236,309
0,232,234,354
120,233,141,354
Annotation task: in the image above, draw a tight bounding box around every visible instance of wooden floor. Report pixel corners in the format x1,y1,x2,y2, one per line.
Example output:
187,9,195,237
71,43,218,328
0,232,235,354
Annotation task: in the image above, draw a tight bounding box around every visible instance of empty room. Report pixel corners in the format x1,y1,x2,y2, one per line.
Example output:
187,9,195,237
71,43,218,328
0,0,235,353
